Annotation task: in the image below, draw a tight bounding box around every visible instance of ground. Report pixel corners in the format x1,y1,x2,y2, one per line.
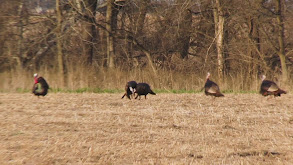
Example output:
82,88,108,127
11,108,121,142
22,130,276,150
0,93,292,164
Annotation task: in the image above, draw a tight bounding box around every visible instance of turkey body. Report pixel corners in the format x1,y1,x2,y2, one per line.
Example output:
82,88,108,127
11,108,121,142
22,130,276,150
260,79,286,97
204,73,224,97
135,83,156,100
33,77,49,97
121,81,137,99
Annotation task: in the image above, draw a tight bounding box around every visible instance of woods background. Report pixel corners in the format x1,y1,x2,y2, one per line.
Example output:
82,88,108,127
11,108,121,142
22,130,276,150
0,0,292,92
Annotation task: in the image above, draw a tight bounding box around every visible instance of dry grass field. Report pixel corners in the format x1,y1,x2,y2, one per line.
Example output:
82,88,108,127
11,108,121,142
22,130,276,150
0,93,293,164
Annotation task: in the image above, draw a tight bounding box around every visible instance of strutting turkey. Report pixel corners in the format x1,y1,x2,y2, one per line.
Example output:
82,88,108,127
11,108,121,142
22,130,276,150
260,75,286,97
121,81,137,99
204,72,224,97
134,83,156,100
32,73,49,97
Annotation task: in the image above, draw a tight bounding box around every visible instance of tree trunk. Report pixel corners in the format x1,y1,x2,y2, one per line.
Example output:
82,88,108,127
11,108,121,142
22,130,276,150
180,9,192,59
213,0,225,82
106,0,115,68
16,0,24,70
275,0,288,83
56,0,65,87
128,0,150,67
82,0,97,65
129,36,157,76
177,0,192,59
248,17,261,79
136,0,150,36
121,12,133,66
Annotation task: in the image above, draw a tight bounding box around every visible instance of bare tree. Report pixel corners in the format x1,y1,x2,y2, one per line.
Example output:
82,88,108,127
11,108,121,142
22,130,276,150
1,0,293,91
176,0,192,59
275,0,288,82
106,0,115,68
56,0,65,87
68,0,98,65
135,0,150,36
213,0,225,82
244,0,263,80
77,0,98,65
16,0,25,70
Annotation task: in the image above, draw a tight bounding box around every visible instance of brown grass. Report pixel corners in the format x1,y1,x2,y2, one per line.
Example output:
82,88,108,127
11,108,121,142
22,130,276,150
1,67,281,92
0,93,293,164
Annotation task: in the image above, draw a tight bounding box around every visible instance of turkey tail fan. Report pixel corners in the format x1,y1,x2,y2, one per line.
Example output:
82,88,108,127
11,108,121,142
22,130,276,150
275,89,287,96
279,89,287,94
215,92,224,97
149,89,156,95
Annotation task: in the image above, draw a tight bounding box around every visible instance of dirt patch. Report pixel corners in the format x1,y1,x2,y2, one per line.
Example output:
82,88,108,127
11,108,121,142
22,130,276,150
0,93,293,164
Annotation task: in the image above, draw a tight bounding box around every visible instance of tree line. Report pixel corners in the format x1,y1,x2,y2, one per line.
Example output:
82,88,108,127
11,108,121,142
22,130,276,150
0,0,292,90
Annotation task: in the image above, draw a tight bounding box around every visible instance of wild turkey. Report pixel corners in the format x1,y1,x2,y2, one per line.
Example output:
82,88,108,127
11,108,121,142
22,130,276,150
121,81,137,99
204,72,224,97
134,83,156,100
260,75,286,97
32,73,49,97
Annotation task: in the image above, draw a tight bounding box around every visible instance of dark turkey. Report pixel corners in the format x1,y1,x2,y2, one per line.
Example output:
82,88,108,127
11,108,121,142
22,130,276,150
260,75,286,97
121,81,137,99
134,83,156,100
204,72,224,97
32,73,49,97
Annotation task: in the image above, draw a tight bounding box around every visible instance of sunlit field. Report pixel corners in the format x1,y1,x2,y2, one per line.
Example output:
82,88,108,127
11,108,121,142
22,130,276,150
0,93,292,164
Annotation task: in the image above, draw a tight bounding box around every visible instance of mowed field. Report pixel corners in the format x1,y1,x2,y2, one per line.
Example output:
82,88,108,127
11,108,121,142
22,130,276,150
0,93,293,164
